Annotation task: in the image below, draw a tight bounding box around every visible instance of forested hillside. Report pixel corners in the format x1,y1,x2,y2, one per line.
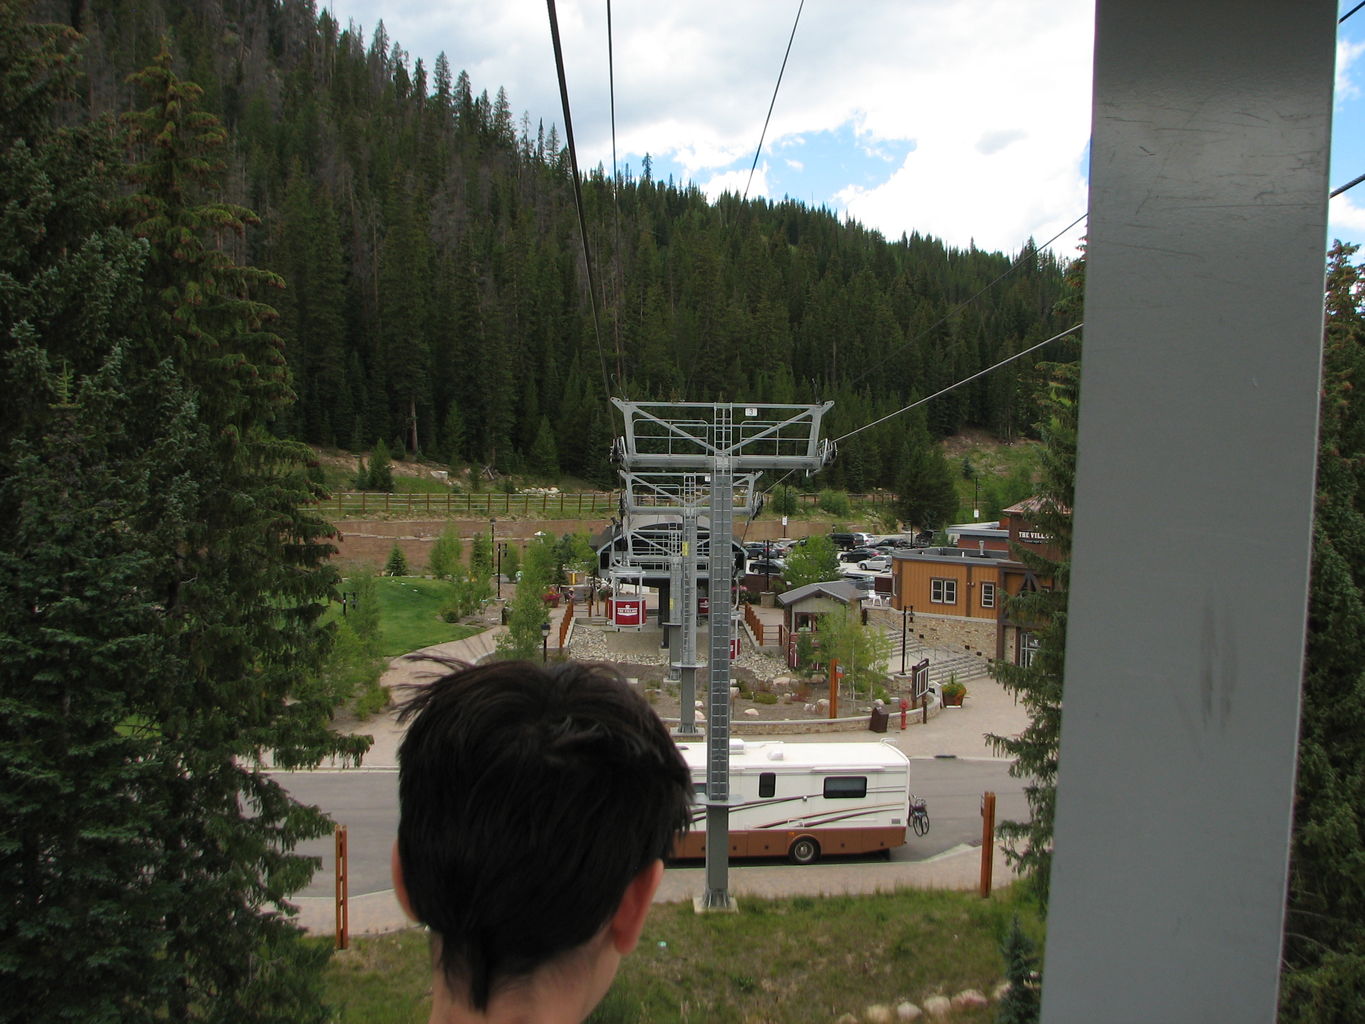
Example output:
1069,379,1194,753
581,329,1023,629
42,0,1076,488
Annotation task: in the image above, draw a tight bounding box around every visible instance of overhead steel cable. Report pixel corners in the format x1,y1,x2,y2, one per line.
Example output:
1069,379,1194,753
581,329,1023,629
607,0,625,385
743,0,805,202
748,213,1087,520
608,0,618,188
745,320,1083,525
546,0,612,398
1342,1,1365,24
1331,170,1365,197
833,322,1083,445
844,210,1087,393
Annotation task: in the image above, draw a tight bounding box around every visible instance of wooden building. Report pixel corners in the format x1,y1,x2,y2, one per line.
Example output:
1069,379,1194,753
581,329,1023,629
890,496,1060,665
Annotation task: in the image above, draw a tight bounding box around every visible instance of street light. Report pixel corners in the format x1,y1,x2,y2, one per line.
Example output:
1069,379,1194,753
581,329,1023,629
901,606,908,675
541,620,551,663
490,518,501,599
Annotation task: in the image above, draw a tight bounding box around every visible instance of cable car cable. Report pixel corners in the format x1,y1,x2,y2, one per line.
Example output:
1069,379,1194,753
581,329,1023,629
546,0,613,400
744,0,806,203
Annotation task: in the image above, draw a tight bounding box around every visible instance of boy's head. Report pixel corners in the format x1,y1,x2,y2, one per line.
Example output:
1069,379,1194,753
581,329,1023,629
393,659,692,1016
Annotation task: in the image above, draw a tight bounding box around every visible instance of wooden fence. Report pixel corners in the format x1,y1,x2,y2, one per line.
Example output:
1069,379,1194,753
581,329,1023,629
323,490,890,519
325,491,617,518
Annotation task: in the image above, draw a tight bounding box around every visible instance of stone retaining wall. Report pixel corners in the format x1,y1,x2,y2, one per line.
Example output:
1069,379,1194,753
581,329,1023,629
330,518,609,572
870,608,999,662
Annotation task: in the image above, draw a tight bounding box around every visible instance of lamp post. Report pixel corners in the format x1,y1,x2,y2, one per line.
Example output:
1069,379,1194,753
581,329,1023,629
901,605,908,675
490,518,500,599
541,620,550,663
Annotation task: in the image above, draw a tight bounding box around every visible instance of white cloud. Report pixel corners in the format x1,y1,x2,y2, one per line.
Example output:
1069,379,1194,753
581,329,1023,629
976,129,1028,156
1329,192,1365,233
331,1,1095,254
701,163,771,202
1338,38,1365,105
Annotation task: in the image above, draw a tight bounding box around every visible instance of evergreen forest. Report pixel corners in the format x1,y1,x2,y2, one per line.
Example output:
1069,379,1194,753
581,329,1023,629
39,0,1077,489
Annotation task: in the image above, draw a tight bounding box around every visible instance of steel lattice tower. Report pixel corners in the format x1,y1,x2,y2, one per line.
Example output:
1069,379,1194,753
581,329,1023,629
609,400,834,909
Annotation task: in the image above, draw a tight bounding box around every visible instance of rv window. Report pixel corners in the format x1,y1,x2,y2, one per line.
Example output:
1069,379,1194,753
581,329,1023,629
822,776,868,799
759,772,776,798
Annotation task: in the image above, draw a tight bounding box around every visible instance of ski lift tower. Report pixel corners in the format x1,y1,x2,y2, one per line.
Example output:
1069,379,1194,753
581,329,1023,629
611,400,835,910
613,470,763,737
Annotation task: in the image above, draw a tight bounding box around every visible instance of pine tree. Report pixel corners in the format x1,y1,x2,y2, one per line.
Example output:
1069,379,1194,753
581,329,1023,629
0,13,183,1017
529,414,559,477
987,359,1078,903
895,427,958,533
996,916,1042,1024
365,438,394,491
385,543,409,577
1278,243,1365,1020
123,44,368,1020
377,179,433,453
3,19,367,1022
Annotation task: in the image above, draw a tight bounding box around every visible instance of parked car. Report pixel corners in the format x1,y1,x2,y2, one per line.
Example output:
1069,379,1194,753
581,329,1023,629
747,559,786,577
857,556,891,572
839,547,880,563
746,540,789,559
828,532,860,550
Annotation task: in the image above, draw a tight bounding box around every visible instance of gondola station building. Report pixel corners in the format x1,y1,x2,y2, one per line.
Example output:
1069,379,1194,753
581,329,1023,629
889,497,1061,666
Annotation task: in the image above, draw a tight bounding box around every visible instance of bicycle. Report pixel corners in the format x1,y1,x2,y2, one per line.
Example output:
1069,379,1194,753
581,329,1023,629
909,794,930,837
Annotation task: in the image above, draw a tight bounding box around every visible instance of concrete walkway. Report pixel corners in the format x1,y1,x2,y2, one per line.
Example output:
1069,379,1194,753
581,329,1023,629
288,624,1030,936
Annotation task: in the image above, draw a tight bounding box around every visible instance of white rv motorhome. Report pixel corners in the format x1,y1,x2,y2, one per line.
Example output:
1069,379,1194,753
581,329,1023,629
671,739,913,865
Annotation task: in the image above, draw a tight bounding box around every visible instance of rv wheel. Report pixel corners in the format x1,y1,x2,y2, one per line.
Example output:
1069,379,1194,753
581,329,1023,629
788,837,820,865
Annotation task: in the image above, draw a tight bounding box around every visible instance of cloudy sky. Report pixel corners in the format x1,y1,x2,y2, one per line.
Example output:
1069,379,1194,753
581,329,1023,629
329,0,1365,260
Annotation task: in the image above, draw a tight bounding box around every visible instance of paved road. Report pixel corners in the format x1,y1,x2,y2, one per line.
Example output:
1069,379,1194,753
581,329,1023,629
275,757,1026,902
277,624,1034,933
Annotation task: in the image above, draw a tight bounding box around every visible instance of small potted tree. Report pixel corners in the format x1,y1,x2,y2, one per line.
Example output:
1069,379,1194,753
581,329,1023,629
940,675,967,708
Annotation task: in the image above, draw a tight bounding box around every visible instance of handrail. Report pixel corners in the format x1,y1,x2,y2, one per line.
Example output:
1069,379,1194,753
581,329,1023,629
743,602,766,646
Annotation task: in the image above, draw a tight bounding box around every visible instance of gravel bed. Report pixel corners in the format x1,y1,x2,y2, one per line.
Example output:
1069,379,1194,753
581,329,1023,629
566,624,790,682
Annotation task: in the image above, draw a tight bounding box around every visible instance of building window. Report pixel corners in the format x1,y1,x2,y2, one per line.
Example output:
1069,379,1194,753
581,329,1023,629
930,578,957,605
823,776,868,799
981,582,996,609
1020,632,1040,668
759,772,776,798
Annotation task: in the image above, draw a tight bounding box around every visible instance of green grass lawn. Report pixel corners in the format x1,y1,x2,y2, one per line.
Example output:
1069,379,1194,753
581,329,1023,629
321,886,1042,1023
329,576,484,658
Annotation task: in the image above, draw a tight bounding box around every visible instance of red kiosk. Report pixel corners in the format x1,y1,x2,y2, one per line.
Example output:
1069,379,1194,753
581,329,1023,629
610,596,646,628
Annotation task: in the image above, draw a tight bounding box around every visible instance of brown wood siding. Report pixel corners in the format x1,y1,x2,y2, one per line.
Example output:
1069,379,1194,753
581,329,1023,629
893,559,1001,620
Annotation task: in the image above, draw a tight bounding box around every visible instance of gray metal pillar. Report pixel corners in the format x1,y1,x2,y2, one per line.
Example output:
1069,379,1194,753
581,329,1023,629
1042,3,1333,1021
703,438,736,909
677,511,701,737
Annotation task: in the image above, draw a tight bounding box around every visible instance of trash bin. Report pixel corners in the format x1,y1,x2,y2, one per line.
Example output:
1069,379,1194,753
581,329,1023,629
869,707,889,733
